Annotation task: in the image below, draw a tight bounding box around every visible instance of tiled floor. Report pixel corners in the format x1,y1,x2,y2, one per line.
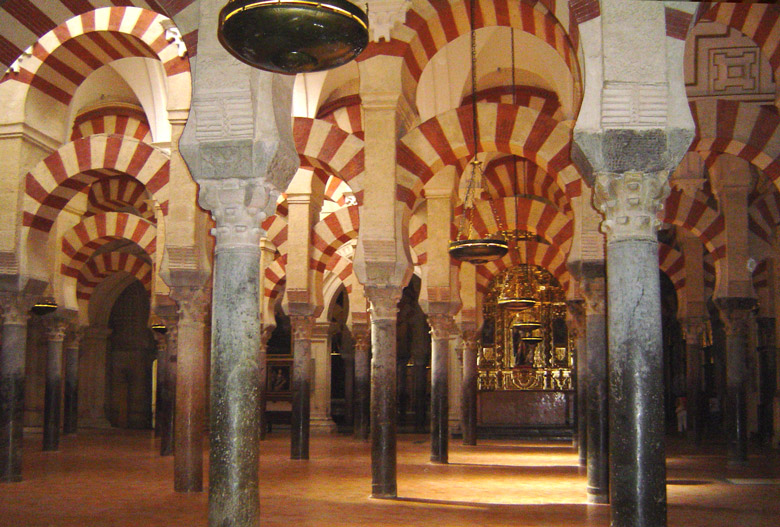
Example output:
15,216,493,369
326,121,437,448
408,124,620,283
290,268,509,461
1,429,779,526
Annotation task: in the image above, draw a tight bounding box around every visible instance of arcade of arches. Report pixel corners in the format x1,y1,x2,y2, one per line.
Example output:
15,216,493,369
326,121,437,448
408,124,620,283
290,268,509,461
0,1,779,526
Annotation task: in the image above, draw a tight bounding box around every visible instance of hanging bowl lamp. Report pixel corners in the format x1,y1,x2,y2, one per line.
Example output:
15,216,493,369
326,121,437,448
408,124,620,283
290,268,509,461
447,0,508,265
30,299,57,316
511,306,541,331
218,0,369,74
497,264,537,311
520,327,543,343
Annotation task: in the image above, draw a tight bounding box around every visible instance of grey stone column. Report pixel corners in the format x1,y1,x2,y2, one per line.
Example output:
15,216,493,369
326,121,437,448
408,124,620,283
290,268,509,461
63,329,81,435
756,317,776,445
290,312,315,460
682,318,707,444
171,286,210,492
460,326,479,446
594,171,670,527
366,286,402,498
199,178,272,525
160,318,178,456
428,313,453,464
258,325,273,441
79,325,112,428
353,324,370,441
0,294,30,482
43,320,68,451
716,298,755,465
566,299,587,468
582,268,608,504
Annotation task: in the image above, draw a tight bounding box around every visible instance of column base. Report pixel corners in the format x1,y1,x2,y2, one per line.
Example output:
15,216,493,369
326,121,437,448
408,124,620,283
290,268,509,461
370,486,397,499
79,417,112,429
587,492,609,504
0,474,22,483
310,417,338,434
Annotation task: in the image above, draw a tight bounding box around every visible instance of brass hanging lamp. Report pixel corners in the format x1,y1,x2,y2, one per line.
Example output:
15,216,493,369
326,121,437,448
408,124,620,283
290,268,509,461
30,298,57,316
218,0,369,74
511,304,541,331
448,0,508,265
520,327,544,343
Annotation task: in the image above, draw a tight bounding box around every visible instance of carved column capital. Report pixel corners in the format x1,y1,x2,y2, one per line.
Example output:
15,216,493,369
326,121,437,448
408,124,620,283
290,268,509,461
581,275,606,316
428,313,455,340
170,286,211,324
45,319,69,342
290,315,315,341
680,316,709,346
593,171,670,243
460,328,479,352
716,297,756,336
66,326,82,351
365,286,402,321
353,325,371,353
0,293,32,326
565,299,586,335
198,178,273,250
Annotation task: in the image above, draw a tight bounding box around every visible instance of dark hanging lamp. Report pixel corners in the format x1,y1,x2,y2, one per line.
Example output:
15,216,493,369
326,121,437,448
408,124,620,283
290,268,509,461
150,314,167,334
520,327,543,343
511,306,541,331
497,263,537,311
448,0,508,265
218,0,369,74
30,299,57,316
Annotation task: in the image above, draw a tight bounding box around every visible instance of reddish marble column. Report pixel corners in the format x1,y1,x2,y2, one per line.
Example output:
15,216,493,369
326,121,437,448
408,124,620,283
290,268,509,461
428,313,453,463
159,319,178,456
566,299,587,467
353,325,370,441
63,328,81,435
290,313,315,460
366,286,402,498
0,294,31,482
43,320,68,451
171,286,210,492
460,326,479,446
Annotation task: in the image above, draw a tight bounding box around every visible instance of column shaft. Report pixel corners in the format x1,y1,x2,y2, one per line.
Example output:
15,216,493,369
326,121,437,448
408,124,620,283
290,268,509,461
0,302,29,482
461,330,478,446
290,314,314,460
209,247,262,525
608,239,666,527
174,289,208,492
160,322,178,456
353,327,370,441
682,320,705,444
429,315,451,464
586,308,608,503
43,323,67,451
63,337,79,435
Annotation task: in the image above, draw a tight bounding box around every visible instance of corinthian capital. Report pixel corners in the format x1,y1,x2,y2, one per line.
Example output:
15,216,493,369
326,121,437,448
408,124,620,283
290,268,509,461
290,315,315,341
198,178,274,249
594,171,670,242
365,286,402,321
45,319,69,342
0,293,32,326
170,286,211,324
428,313,454,340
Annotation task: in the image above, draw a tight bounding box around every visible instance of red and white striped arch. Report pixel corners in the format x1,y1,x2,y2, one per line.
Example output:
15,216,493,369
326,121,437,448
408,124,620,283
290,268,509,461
697,3,780,84
749,189,780,244
409,214,428,266
2,7,190,108
475,240,570,294
264,255,287,303
324,175,354,207
23,134,169,233
465,197,573,254
316,95,364,139
658,242,686,296
85,175,156,222
71,105,152,143
0,2,198,69
482,156,572,216
704,251,716,295
470,86,566,122
76,252,152,308
311,205,360,274
325,253,356,295
660,188,726,261
397,103,582,211
294,117,365,192
690,100,780,190
61,212,156,278
262,215,288,254
379,0,580,98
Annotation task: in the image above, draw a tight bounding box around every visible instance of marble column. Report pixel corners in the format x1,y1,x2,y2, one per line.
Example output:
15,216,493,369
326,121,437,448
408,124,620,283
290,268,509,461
353,324,371,441
366,286,402,498
0,294,31,482
43,320,68,451
290,313,314,459
428,313,453,463
460,326,479,446
682,318,707,444
594,171,670,527
172,286,210,492
582,268,608,503
63,329,81,435
258,325,273,441
716,298,755,465
756,317,776,445
160,319,178,456
567,299,587,468
199,178,271,525
341,334,355,428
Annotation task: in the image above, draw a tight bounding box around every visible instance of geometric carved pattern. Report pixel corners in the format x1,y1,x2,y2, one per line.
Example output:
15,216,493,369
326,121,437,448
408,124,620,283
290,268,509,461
710,47,758,95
